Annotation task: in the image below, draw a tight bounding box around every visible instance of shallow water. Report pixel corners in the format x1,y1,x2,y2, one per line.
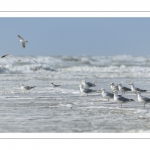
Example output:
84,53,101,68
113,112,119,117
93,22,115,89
1,55,150,132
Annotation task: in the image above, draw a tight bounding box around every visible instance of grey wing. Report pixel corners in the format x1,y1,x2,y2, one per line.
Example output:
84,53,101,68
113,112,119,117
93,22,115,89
26,86,35,90
106,92,114,98
86,82,96,87
143,97,150,102
84,89,93,93
136,88,147,92
22,42,25,48
118,96,130,102
122,87,131,91
18,35,24,40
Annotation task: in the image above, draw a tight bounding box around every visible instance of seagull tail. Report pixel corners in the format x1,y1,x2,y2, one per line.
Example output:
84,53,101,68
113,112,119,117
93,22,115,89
31,86,36,88
129,99,135,102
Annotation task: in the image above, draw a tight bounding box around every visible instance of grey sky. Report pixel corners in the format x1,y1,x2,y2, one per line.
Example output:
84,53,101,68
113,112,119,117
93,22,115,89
1,18,150,56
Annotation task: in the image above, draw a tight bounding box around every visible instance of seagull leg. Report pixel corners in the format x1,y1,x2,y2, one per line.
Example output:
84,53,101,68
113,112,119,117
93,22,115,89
121,104,122,108
144,103,145,108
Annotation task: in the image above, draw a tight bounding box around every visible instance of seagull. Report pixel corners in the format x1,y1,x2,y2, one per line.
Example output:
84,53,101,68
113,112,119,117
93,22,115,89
19,84,36,93
99,88,114,101
110,83,119,92
128,83,147,94
137,91,150,108
1,54,38,64
81,80,96,89
1,54,21,62
118,83,131,95
51,83,61,87
79,84,96,96
18,35,28,48
113,91,134,108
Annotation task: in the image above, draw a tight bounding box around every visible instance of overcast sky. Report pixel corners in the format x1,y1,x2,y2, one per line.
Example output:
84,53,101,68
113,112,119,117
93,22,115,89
1,18,150,56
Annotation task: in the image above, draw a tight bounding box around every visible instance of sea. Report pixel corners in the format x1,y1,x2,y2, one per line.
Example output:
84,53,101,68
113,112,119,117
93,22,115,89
0,55,150,133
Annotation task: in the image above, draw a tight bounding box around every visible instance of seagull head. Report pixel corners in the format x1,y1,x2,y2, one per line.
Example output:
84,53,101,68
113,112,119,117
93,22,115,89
99,88,105,92
136,91,141,95
81,80,85,84
110,83,114,86
118,83,122,87
79,84,83,88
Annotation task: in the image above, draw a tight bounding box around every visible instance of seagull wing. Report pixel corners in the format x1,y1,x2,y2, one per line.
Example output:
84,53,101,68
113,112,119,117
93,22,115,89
136,88,147,92
1,54,21,61
86,82,96,87
143,97,150,102
18,35,24,40
25,86,36,90
1,54,9,58
106,92,114,98
22,42,26,48
117,96,130,102
83,89,94,93
122,87,131,91
26,57,38,64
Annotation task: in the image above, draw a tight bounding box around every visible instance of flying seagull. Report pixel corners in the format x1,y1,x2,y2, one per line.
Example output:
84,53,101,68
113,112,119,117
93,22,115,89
51,83,61,87
1,54,38,64
1,54,21,62
137,91,150,108
128,83,147,94
18,35,28,48
81,80,96,89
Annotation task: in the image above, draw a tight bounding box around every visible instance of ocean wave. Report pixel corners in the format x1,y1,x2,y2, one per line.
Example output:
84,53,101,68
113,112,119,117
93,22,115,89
1,55,150,77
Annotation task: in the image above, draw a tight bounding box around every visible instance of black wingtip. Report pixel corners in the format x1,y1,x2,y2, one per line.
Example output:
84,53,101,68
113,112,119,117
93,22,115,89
1,54,7,58
130,99,134,101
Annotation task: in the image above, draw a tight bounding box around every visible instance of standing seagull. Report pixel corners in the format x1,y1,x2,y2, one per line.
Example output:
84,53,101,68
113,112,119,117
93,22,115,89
18,35,28,48
81,80,96,89
113,91,134,108
137,91,150,108
51,83,61,87
118,83,131,95
99,88,114,101
19,84,36,93
110,83,119,92
128,83,147,94
79,84,96,96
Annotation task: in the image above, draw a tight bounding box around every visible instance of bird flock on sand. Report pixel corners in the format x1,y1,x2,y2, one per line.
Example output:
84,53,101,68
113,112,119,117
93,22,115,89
79,80,149,108
1,35,150,109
